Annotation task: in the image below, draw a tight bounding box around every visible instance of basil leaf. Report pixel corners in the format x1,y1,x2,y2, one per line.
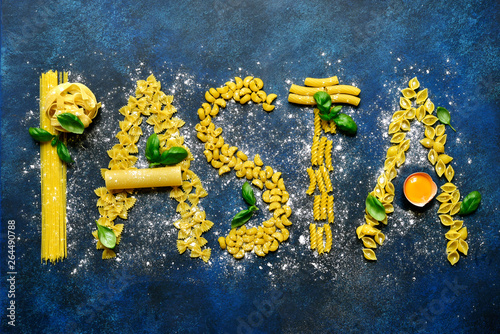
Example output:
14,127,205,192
366,194,386,221
333,113,357,136
29,127,55,142
459,191,481,215
436,107,456,132
56,141,74,163
51,136,58,147
145,133,161,162
231,208,256,229
242,181,256,206
96,221,117,249
159,147,188,165
57,113,85,134
313,91,331,114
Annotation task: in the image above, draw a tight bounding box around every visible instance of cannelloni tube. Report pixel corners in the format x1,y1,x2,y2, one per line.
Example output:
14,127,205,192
105,166,182,190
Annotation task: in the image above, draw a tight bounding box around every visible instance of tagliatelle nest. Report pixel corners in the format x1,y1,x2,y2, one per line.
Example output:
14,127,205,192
43,82,101,132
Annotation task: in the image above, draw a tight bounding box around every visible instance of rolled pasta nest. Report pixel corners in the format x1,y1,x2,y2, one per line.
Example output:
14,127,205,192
43,82,101,132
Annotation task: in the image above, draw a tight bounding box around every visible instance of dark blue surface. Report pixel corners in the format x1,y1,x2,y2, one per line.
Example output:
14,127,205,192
1,1,499,333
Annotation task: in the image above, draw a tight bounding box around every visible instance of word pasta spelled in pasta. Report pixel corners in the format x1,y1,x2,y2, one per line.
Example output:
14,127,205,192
196,76,291,259
290,76,361,255
94,75,213,262
355,77,470,265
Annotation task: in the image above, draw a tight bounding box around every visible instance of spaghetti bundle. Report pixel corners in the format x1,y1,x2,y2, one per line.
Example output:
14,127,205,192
40,70,68,263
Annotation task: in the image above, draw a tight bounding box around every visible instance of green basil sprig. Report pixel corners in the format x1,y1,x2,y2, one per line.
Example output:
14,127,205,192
231,205,258,229
231,182,259,229
28,113,86,163
145,133,188,167
242,181,256,206
96,221,117,249
313,91,357,136
28,127,74,163
366,194,386,221
436,107,456,132
57,113,85,134
459,191,481,215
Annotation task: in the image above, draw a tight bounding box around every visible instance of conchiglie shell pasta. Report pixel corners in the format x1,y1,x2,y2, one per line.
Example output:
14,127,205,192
447,251,460,265
363,248,377,261
362,237,377,248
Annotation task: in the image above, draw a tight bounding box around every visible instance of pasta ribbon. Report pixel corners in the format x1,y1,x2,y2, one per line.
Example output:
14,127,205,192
43,82,101,132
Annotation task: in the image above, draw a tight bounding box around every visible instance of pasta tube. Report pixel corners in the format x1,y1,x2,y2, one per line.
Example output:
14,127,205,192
288,93,360,107
105,166,182,190
304,76,339,87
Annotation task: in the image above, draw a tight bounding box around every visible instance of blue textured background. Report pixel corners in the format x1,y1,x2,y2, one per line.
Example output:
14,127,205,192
1,1,499,333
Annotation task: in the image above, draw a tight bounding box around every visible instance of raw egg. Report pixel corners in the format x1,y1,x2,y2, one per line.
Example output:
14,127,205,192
403,172,437,206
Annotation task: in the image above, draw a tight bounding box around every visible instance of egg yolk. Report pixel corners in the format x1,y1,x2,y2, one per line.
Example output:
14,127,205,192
405,174,433,204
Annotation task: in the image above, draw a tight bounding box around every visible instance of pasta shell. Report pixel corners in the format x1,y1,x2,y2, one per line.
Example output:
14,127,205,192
391,132,406,143
362,237,377,248
435,134,447,145
441,183,457,193
396,151,406,167
450,220,463,231
435,160,446,177
363,248,377,261
374,184,385,199
392,110,406,121
424,98,435,113
400,97,412,110
409,77,420,90
428,149,438,165
356,225,365,239
436,192,452,203
416,106,426,122
375,232,386,245
386,145,399,158
447,251,460,265
400,119,411,132
382,193,394,204
365,214,380,226
384,157,396,171
445,230,461,240
405,108,416,120
385,181,395,195
388,120,402,134
383,203,394,213
458,227,468,240
435,124,445,137
445,165,455,182
438,154,453,164
402,88,416,99
458,239,468,255
361,224,380,236
385,167,397,182
416,88,428,105
422,115,439,126
420,138,434,148
438,202,453,214
439,214,454,226
447,240,459,253
425,126,436,140
377,174,387,187
451,190,460,204
399,139,411,152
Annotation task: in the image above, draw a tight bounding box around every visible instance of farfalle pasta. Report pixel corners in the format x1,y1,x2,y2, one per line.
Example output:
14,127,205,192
94,75,213,261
